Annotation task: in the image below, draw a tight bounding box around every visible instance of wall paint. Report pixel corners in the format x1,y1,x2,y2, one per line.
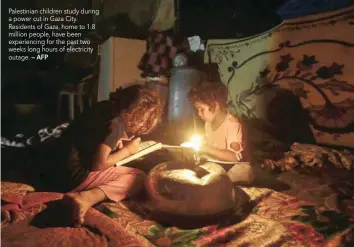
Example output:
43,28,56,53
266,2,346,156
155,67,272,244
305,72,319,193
206,6,354,148
98,37,146,101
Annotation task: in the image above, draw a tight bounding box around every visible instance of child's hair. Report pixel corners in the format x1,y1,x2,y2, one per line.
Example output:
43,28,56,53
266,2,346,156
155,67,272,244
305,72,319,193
111,85,163,135
188,81,228,112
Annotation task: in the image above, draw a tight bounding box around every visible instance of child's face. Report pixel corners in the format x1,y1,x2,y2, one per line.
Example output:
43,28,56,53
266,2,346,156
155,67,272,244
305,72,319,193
194,101,217,122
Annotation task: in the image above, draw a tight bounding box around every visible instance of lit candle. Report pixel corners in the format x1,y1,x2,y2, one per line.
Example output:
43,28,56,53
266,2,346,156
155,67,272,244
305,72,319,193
180,134,203,152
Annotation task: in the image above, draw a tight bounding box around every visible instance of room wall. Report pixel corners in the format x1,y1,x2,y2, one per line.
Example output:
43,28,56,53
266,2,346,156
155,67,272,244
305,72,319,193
91,0,160,26
97,37,146,101
206,6,354,151
111,37,146,91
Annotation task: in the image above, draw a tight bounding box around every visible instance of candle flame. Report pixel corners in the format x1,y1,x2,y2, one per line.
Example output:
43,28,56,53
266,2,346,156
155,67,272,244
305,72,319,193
180,134,203,151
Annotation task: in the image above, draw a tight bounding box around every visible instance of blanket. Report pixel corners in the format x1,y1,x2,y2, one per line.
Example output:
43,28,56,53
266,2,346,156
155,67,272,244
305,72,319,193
262,142,354,171
2,168,354,247
2,125,354,246
206,6,354,154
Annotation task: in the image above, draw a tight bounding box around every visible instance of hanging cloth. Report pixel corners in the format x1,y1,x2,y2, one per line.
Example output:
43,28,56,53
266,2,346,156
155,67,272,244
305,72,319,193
150,0,176,31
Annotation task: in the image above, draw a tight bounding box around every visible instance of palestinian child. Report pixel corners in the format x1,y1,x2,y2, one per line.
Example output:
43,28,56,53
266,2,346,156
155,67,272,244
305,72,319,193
188,81,254,184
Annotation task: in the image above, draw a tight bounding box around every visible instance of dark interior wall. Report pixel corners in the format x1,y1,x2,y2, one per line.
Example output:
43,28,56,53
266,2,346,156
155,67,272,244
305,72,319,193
33,0,92,24
1,0,285,109
2,0,94,135
89,0,157,40
96,14,150,40
86,0,285,41
2,0,92,109
179,0,285,39
2,0,92,63
2,0,32,99
2,0,31,67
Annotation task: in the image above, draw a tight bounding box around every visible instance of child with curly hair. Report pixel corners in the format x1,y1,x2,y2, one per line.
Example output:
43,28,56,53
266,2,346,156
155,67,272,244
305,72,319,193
41,85,163,226
188,81,254,184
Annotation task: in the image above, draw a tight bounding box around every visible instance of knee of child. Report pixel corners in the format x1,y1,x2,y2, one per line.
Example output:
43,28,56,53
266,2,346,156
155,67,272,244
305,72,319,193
126,169,146,195
125,167,145,178
227,163,254,185
135,169,146,180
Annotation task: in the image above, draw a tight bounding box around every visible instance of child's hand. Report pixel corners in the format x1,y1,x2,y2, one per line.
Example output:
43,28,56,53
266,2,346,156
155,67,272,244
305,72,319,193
181,147,197,164
125,137,141,155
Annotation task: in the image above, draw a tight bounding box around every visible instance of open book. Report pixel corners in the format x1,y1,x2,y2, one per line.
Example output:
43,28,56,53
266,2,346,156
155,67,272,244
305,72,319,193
114,141,245,167
115,141,181,167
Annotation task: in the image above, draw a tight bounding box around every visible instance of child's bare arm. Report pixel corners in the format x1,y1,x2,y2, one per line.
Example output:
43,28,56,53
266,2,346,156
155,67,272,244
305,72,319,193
202,141,241,162
92,137,141,171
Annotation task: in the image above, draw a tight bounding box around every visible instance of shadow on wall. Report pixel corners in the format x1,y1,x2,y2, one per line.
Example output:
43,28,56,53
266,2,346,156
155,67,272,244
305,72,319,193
266,88,316,145
242,88,316,162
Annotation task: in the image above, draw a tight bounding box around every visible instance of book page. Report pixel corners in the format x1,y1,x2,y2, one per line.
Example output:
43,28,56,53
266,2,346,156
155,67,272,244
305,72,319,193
115,141,162,167
139,140,158,150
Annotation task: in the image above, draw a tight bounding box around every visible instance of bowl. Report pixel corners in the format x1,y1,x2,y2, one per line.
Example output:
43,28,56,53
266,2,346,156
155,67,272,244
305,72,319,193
145,161,237,217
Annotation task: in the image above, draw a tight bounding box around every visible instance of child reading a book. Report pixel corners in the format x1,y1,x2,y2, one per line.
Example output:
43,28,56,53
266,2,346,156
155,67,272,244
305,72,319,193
40,85,163,227
188,81,254,184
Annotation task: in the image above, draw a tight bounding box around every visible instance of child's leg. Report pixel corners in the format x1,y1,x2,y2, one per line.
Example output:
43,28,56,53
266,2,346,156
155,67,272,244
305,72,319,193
227,162,254,185
72,166,145,201
65,166,145,226
64,187,106,227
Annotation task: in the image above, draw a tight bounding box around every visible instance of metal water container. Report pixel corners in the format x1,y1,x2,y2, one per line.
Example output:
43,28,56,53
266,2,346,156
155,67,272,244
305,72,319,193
167,68,202,142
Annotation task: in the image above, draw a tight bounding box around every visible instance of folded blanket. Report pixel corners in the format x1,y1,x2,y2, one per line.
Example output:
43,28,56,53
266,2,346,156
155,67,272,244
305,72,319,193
1,180,154,247
1,182,35,206
262,142,354,171
1,181,63,227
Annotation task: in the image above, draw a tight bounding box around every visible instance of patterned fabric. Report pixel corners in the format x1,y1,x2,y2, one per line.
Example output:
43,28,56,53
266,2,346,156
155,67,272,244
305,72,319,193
1,182,35,206
262,142,354,171
2,166,354,246
1,183,63,227
278,168,354,212
139,31,190,77
206,6,354,156
2,222,109,247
